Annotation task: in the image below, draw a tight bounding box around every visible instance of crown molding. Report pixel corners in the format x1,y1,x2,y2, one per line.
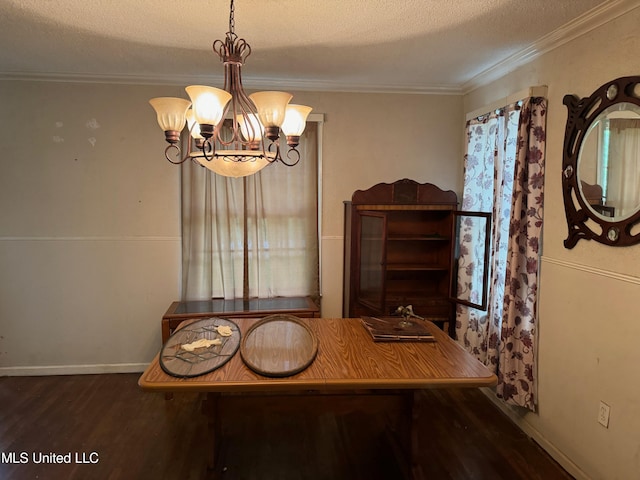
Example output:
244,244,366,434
0,71,225,87
0,70,463,95
462,0,640,94
225,76,463,95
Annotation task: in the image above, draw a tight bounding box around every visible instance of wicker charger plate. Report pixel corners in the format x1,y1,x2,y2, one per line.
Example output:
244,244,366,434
160,317,240,378
240,314,318,377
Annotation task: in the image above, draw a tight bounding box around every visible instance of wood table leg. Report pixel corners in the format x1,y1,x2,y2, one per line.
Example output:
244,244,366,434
381,390,420,479
408,390,422,479
201,393,221,476
398,390,420,479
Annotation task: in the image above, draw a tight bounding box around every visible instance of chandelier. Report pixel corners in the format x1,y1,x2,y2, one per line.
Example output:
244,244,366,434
149,0,312,177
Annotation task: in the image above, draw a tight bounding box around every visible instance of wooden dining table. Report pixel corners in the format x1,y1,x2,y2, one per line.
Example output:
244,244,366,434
138,317,497,479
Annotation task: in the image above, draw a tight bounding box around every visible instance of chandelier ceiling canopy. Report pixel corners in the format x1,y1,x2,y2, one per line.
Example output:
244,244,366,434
149,0,312,177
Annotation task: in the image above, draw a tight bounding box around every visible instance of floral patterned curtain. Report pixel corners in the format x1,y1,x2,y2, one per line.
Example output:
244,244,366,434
496,97,547,411
456,106,519,369
456,97,546,411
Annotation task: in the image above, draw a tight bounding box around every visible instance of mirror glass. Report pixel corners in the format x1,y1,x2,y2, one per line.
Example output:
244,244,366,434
578,102,640,221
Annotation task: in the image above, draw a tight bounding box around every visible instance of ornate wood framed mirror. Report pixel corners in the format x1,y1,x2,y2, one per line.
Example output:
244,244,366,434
562,76,640,248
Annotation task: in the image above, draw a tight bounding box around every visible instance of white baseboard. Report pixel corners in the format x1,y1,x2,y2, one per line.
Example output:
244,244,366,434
480,388,589,480
0,363,147,376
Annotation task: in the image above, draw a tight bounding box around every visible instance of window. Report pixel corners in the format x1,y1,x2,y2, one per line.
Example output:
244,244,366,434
456,105,520,362
180,120,322,301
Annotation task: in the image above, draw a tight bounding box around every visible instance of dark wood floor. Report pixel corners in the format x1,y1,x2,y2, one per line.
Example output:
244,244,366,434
0,373,573,480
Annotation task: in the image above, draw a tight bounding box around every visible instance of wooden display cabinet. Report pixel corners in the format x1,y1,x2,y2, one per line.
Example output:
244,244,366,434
343,179,490,337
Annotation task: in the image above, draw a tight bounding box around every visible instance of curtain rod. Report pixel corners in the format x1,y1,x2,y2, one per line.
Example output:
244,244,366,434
465,85,548,122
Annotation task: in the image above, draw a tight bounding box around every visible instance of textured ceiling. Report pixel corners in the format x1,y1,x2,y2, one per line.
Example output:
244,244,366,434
0,0,615,92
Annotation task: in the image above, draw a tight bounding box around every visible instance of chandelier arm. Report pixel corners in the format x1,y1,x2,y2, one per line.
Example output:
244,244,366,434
236,78,261,148
164,144,189,165
212,100,247,149
214,100,236,148
282,147,301,167
266,141,283,164
212,39,228,62
200,138,215,162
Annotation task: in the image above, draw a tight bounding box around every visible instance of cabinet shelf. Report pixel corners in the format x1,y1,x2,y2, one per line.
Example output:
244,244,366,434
385,293,450,304
386,264,449,272
388,235,451,241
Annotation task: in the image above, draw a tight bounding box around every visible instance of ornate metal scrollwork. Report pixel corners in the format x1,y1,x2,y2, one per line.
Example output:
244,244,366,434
562,76,640,248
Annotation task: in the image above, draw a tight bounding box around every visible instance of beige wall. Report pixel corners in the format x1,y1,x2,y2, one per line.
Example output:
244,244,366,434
0,81,463,372
0,82,184,372
464,7,640,480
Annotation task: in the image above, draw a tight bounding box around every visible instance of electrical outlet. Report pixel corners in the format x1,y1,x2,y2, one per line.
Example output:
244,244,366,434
598,401,610,428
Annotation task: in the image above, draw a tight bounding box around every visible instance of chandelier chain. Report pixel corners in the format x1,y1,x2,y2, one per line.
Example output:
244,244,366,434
229,0,235,35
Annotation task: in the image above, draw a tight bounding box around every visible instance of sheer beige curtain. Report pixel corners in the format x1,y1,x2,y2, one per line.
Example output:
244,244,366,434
608,119,640,216
180,125,319,300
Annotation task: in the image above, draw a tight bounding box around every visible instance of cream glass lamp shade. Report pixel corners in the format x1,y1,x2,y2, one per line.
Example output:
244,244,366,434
186,110,204,140
282,105,313,136
149,97,191,132
237,113,264,142
190,150,272,177
185,86,232,126
248,91,293,127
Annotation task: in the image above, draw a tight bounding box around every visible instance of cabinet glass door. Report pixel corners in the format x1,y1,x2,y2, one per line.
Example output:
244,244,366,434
451,211,491,310
357,212,386,311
